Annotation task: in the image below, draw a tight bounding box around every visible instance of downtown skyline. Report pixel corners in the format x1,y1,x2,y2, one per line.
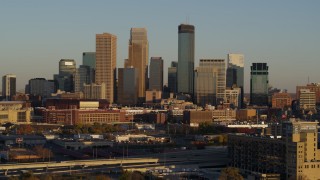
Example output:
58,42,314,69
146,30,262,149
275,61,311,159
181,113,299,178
0,1,320,93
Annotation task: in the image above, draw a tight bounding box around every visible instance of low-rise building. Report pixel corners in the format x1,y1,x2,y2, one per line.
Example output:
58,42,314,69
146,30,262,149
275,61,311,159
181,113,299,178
228,119,320,179
0,101,32,124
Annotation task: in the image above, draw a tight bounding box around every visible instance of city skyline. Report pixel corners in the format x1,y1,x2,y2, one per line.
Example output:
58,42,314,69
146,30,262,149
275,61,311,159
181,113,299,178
0,1,319,93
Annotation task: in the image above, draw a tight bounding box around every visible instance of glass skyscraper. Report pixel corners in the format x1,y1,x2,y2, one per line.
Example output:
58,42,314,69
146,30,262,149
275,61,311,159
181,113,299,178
149,57,163,91
227,54,244,107
168,61,178,93
250,63,269,106
177,24,195,95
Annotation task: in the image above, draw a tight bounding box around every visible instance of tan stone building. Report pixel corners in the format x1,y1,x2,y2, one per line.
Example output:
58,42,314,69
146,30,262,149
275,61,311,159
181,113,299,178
126,28,148,104
228,119,320,180
0,101,31,124
95,33,117,103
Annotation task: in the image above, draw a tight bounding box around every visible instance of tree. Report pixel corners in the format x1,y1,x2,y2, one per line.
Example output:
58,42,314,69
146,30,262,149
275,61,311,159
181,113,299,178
219,167,243,180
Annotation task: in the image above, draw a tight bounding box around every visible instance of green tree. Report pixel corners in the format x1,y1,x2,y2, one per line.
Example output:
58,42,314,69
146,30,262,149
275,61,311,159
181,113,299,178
219,167,243,180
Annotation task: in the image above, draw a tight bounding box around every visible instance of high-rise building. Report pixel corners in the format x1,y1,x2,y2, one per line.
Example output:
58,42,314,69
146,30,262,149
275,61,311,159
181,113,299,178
227,54,244,107
168,61,178,93
149,57,163,91
177,24,195,95
194,59,226,106
27,78,54,98
82,52,96,69
117,67,139,106
250,63,269,106
126,28,148,104
82,52,96,83
95,33,117,103
54,59,76,92
2,74,16,100
74,65,94,93
59,59,76,76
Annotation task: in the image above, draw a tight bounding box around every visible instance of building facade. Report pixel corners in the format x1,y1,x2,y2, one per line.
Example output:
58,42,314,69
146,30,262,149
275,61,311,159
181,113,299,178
227,54,244,108
54,59,76,92
27,78,54,98
0,101,32,123
83,83,106,99
2,74,16,101
298,89,316,110
149,57,163,91
95,33,117,104
296,83,320,104
82,52,96,69
126,28,149,104
228,120,320,179
74,65,94,93
250,63,269,106
272,92,292,109
177,24,195,95
194,59,226,106
168,61,178,93
117,68,139,106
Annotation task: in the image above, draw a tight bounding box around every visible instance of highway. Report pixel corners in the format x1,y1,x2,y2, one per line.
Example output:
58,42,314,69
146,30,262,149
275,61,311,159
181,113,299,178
0,147,228,179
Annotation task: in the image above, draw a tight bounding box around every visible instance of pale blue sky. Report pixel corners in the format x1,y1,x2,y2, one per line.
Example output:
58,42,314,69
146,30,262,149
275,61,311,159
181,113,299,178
0,1,319,93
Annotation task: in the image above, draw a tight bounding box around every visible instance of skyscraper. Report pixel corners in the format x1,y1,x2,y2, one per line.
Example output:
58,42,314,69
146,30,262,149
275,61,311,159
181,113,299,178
226,54,244,88
126,28,149,104
54,59,76,92
168,61,178,93
250,63,269,106
82,52,96,69
227,54,244,108
27,78,54,98
95,33,117,103
117,67,139,106
194,59,226,106
2,74,16,100
177,24,195,95
149,57,163,91
74,65,93,92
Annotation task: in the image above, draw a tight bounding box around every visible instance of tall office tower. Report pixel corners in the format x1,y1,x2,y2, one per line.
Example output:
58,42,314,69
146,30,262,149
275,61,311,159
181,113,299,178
126,28,149,104
194,59,226,106
117,68,139,106
227,54,244,108
53,59,76,92
74,65,93,93
82,52,96,83
27,78,54,98
59,59,76,75
149,57,163,91
177,24,195,95
82,52,96,69
95,33,117,103
168,61,178,93
2,74,16,100
250,63,269,106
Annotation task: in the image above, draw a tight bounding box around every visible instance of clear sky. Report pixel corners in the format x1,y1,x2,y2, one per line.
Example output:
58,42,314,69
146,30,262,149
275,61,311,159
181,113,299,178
0,0,319,93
